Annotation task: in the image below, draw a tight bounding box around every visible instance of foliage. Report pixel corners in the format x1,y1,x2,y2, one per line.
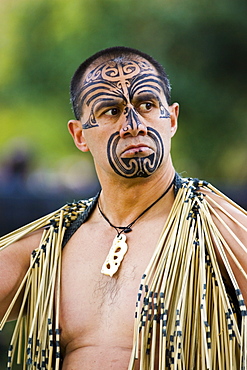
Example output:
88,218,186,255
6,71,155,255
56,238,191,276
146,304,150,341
0,0,247,183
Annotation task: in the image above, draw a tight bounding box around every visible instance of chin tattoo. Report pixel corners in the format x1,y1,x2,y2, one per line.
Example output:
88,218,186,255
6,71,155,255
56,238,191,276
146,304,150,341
107,127,164,178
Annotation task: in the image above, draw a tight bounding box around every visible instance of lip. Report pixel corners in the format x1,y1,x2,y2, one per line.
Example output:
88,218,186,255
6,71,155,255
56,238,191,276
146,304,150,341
121,143,153,157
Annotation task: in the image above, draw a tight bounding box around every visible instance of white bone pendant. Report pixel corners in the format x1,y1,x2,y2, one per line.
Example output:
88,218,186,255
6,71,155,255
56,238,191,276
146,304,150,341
101,234,128,277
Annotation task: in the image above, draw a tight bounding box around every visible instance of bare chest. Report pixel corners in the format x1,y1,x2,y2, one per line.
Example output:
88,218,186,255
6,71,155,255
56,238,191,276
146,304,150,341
59,218,165,355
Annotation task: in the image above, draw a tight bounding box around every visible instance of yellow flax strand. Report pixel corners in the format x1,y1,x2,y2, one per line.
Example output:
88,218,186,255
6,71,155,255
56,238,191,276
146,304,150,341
129,178,246,369
1,200,88,369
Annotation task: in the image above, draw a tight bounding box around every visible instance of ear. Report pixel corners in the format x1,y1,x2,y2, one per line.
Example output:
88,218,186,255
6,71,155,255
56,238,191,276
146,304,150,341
68,120,90,152
169,102,179,138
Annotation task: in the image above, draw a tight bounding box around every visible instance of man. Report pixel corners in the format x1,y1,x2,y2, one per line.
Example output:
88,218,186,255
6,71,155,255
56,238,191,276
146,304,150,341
0,46,246,370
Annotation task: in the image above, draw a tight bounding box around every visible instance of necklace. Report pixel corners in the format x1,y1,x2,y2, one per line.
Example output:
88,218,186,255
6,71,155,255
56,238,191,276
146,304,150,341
98,175,176,277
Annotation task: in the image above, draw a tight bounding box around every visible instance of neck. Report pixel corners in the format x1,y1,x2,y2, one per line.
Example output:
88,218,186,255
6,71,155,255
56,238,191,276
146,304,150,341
98,165,176,227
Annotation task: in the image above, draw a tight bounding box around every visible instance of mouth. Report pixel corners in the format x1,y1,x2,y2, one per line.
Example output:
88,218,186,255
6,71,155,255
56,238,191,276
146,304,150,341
121,144,154,158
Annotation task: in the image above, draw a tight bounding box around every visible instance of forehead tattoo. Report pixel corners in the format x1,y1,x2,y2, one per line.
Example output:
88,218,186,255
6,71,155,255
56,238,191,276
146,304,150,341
77,59,170,129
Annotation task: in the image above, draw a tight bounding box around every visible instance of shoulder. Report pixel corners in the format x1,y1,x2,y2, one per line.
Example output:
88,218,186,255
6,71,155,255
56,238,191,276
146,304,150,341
62,194,100,247
179,176,246,221
0,198,94,249
178,175,246,243
200,182,247,231
0,229,44,263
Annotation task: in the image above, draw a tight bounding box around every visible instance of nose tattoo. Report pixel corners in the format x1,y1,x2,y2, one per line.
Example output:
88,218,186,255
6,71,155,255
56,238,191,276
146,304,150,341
123,107,142,132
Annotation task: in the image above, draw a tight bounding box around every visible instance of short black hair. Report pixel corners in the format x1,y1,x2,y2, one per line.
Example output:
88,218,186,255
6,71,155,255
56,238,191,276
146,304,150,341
70,46,171,120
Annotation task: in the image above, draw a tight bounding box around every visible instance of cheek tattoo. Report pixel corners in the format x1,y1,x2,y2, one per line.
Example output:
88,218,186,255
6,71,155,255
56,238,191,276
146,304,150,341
107,127,164,178
159,102,170,119
82,106,99,129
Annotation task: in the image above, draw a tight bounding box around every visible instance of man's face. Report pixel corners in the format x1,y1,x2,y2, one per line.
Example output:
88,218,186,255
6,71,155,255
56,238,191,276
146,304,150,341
73,57,177,179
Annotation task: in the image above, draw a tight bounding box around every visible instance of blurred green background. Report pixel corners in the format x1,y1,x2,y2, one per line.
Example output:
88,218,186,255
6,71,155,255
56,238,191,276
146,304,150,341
0,0,247,367
1,0,247,185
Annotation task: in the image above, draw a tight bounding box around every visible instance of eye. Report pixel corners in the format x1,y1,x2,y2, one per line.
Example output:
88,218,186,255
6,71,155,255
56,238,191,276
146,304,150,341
104,107,119,116
138,102,153,113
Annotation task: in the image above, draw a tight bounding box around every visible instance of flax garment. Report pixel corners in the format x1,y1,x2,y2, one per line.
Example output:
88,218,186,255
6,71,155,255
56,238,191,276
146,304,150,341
0,176,246,369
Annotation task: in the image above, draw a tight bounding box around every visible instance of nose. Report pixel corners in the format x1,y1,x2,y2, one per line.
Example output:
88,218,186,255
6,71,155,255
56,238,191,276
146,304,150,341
119,108,148,138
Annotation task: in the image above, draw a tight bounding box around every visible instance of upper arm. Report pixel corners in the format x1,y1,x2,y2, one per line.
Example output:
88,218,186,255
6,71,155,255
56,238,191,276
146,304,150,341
0,230,43,321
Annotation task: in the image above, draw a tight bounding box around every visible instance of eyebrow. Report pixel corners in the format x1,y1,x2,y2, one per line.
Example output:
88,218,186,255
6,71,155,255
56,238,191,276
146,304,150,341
76,80,120,111
93,98,126,112
133,92,159,103
92,92,159,114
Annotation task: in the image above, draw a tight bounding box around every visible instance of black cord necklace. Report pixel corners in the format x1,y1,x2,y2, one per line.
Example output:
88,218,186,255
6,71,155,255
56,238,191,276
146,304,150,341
99,174,176,277
98,174,175,236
